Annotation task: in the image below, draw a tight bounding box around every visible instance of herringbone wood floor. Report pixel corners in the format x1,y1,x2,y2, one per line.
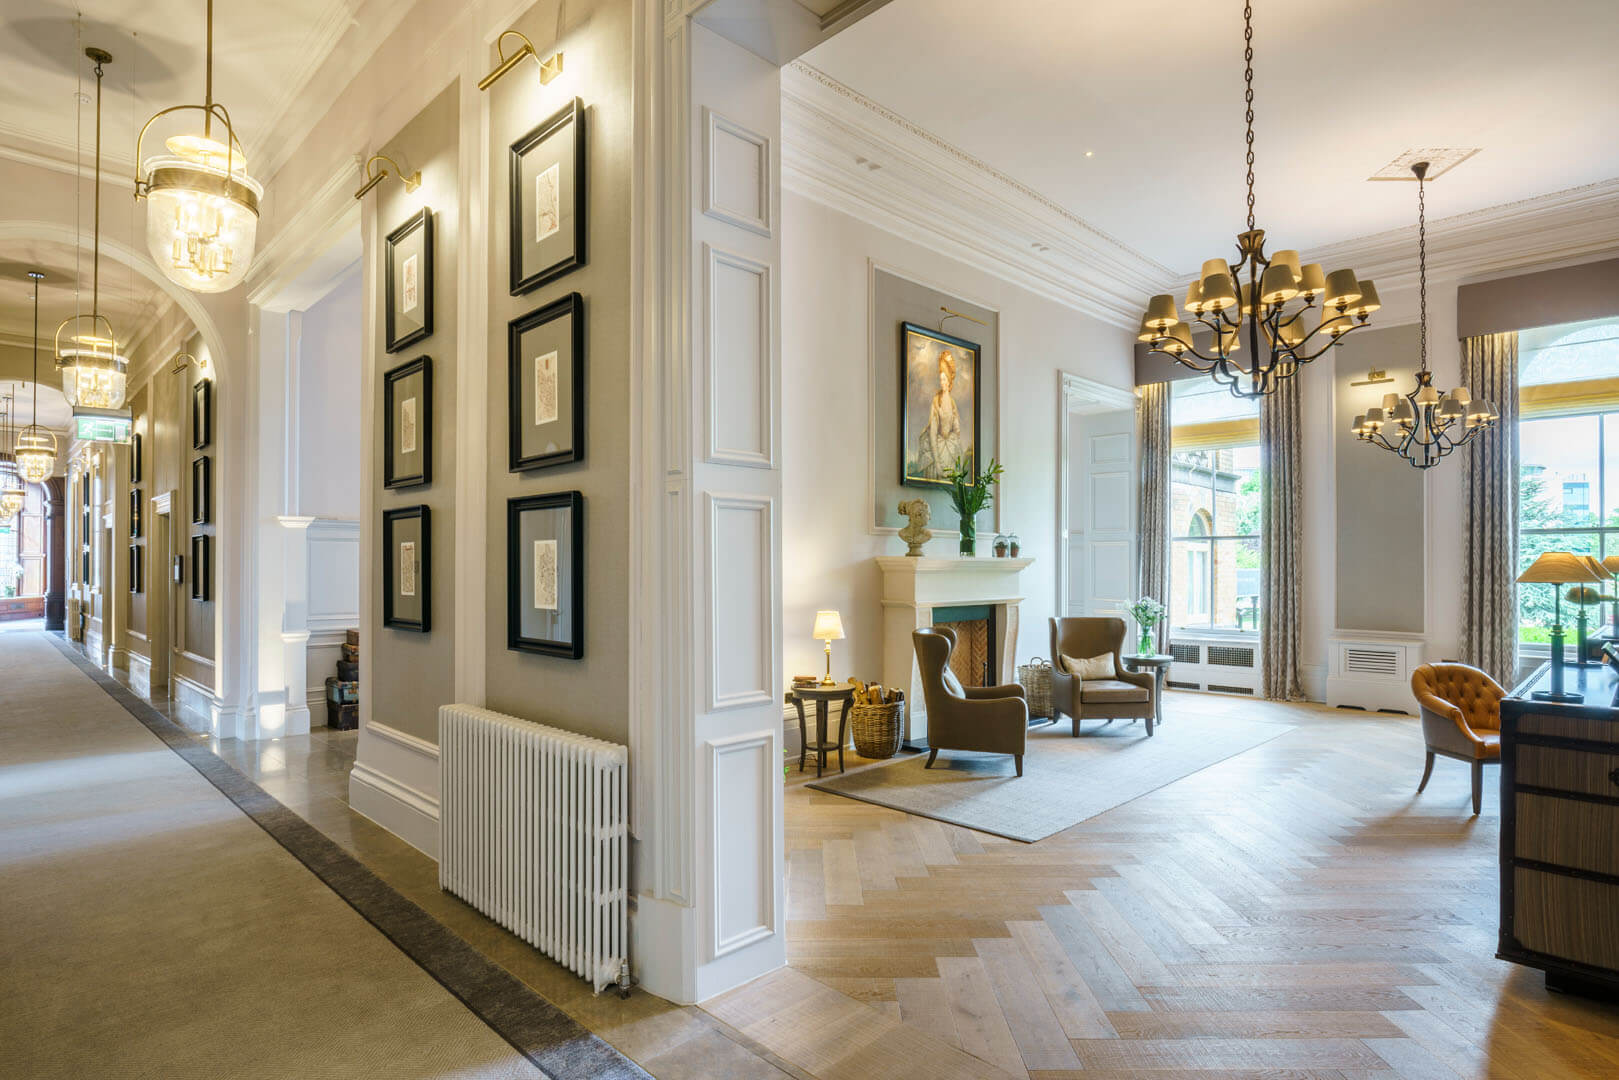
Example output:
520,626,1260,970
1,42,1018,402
715,691,1619,1079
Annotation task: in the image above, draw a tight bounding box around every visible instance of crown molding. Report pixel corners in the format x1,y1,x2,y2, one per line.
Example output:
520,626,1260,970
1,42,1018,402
781,62,1170,330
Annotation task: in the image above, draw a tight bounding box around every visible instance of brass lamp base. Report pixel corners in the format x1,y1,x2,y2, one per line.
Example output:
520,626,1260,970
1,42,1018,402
821,642,835,686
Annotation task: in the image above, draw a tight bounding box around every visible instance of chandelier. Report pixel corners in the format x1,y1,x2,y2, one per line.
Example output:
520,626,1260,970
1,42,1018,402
1351,163,1498,466
0,396,24,524
58,48,129,411
135,0,263,293
15,271,57,484
1138,1,1376,398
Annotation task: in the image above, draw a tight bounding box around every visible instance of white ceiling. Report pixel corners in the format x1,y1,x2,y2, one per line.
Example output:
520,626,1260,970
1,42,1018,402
804,0,1619,274
0,241,167,347
0,381,73,435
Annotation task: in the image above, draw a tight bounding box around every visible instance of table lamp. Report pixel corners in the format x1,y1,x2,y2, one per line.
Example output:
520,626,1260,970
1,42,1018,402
1517,551,1604,703
1603,555,1619,634
1573,555,1613,666
812,610,845,686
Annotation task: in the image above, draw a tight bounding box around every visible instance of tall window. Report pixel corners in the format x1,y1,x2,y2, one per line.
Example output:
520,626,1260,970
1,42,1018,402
0,483,44,598
1169,381,1263,632
1517,317,1619,644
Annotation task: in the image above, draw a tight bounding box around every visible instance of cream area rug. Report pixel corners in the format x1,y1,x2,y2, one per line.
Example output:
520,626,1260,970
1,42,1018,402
809,715,1293,842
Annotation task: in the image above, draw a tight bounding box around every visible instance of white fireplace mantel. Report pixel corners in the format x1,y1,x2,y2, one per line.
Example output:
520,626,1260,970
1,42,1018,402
875,556,1033,745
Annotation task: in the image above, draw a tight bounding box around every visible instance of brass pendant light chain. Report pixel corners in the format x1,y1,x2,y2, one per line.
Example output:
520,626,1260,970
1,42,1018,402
1417,167,1428,374
1243,0,1255,232
91,50,105,318
29,272,41,427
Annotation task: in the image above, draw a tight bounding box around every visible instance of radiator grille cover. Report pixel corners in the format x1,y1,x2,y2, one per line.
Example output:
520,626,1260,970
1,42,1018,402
1207,645,1256,668
1344,647,1400,677
1208,684,1255,695
1166,679,1200,690
1169,643,1200,664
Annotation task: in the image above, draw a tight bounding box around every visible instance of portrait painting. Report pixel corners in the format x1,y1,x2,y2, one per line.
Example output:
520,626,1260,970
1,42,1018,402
899,322,980,488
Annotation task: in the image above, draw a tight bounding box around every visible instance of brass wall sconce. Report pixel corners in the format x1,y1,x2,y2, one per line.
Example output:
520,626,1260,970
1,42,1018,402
478,29,563,92
353,154,423,201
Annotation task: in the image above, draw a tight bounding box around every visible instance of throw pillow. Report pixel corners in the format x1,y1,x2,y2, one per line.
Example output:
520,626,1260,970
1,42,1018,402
1062,653,1114,680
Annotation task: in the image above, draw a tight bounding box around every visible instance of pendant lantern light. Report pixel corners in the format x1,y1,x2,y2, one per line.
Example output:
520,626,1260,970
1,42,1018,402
0,395,25,524
135,0,263,293
57,48,130,411
15,272,58,484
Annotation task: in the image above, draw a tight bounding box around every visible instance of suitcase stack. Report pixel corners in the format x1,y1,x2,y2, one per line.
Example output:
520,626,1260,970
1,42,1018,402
325,628,360,729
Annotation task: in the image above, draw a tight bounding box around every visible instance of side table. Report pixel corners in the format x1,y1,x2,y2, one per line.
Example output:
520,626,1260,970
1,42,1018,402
792,683,857,777
1121,653,1174,732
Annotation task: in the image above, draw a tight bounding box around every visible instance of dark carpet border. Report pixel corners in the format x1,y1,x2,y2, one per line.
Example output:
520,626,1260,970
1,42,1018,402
47,632,650,1080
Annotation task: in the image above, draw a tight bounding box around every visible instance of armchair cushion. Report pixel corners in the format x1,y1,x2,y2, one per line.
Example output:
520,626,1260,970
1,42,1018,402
1062,653,1115,680
1410,662,1505,759
1080,679,1151,704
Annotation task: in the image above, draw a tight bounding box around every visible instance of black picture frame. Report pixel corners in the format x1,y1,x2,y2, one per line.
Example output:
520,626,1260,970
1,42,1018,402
82,550,90,581
506,490,584,658
509,98,586,295
128,544,142,594
130,431,142,483
385,208,435,353
129,488,142,539
191,457,211,524
192,379,212,450
898,321,982,489
382,505,431,633
190,534,211,602
507,294,585,472
382,355,432,488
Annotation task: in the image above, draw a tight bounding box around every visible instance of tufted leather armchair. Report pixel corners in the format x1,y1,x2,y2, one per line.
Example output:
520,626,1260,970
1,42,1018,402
913,628,1028,776
1049,617,1157,736
1410,662,1504,815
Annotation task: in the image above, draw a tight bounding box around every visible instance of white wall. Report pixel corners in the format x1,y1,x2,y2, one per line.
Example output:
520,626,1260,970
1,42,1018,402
297,266,363,521
781,189,1137,683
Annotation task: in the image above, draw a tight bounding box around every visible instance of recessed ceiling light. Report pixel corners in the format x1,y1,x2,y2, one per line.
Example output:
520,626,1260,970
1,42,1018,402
1084,150,1094,158
1367,148,1480,181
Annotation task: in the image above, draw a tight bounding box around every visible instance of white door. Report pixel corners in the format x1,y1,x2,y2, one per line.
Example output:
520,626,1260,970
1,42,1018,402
1069,408,1136,618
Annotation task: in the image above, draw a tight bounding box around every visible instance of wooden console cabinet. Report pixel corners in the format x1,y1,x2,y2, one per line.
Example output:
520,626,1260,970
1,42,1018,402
1499,661,1619,995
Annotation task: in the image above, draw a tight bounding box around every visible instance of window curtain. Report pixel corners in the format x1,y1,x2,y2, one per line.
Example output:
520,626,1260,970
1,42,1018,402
1136,382,1171,648
1260,376,1304,701
1460,331,1521,686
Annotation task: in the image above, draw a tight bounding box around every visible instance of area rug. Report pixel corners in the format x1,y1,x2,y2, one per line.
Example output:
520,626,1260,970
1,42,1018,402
808,715,1293,842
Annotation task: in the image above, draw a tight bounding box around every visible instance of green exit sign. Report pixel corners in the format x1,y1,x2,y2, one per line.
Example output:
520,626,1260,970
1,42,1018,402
74,410,132,442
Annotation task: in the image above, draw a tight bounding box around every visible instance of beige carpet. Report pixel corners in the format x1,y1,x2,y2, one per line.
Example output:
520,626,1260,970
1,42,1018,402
0,632,549,1079
809,714,1292,842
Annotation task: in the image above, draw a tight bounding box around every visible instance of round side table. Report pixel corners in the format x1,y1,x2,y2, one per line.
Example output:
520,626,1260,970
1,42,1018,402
1121,653,1174,731
792,683,857,777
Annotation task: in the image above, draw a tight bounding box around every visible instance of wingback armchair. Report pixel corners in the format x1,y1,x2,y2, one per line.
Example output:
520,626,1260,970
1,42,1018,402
912,627,1028,776
1049,617,1157,736
1411,662,1504,815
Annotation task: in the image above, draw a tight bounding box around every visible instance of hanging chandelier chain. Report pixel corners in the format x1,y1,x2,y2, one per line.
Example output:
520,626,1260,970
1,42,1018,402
92,52,104,318
1417,170,1428,373
1243,0,1255,232
30,274,40,427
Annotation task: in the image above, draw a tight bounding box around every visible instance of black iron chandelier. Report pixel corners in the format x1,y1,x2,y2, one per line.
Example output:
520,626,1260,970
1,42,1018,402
1351,162,1498,467
1139,1,1376,398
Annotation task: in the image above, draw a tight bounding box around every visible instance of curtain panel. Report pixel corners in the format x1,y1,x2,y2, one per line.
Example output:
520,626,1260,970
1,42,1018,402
1136,383,1171,649
1460,332,1521,686
1260,375,1305,701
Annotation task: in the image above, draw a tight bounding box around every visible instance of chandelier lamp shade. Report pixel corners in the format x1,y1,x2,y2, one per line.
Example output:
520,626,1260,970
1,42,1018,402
134,0,263,293
57,49,129,412
1351,162,1499,467
1137,2,1374,398
15,271,57,485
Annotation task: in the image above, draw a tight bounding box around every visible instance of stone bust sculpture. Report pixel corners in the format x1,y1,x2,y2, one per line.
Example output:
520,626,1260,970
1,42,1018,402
897,498,932,557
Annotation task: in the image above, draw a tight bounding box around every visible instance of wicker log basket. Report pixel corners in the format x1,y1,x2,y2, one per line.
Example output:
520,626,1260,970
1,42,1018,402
1018,656,1054,719
847,678,905,759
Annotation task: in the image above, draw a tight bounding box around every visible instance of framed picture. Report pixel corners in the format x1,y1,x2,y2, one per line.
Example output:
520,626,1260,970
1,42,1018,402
383,356,432,488
385,208,434,353
82,550,89,581
129,489,142,539
382,505,431,633
509,98,586,295
507,294,584,471
130,431,142,483
506,491,583,658
192,380,212,450
128,544,142,594
899,322,981,488
191,457,211,524
190,534,211,602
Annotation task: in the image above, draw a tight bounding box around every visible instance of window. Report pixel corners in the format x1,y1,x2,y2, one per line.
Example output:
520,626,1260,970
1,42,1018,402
1517,318,1619,646
1169,381,1262,632
0,483,44,598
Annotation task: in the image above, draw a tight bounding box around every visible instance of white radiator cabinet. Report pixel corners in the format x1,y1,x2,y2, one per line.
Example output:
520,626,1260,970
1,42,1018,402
1325,633,1425,713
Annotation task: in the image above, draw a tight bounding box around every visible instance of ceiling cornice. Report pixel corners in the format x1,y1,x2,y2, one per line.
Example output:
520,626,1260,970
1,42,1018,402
781,62,1170,330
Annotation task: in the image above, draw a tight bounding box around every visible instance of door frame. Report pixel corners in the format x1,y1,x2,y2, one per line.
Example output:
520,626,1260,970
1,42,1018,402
1055,371,1139,620
149,491,175,696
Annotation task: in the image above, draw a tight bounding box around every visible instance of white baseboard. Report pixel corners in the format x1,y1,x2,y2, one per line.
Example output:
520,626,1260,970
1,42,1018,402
348,720,440,859
128,652,152,698
173,673,215,731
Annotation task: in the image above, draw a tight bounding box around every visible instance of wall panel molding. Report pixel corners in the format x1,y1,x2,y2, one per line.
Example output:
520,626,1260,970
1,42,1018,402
703,108,773,237
704,244,775,468
707,729,777,958
706,492,776,711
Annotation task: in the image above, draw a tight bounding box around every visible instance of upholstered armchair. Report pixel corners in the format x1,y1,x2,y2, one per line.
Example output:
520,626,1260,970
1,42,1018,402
1049,617,1157,736
1411,662,1504,815
912,627,1028,776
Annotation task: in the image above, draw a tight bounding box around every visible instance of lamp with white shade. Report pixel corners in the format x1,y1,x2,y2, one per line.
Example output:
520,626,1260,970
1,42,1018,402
812,610,845,687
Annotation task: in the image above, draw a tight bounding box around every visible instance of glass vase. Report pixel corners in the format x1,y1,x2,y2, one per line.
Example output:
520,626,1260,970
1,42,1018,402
1137,625,1155,656
959,519,976,556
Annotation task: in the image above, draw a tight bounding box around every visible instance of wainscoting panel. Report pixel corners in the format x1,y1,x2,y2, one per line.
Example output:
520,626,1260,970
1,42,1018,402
709,730,776,959
307,519,361,632
707,493,775,710
705,245,774,468
703,108,772,237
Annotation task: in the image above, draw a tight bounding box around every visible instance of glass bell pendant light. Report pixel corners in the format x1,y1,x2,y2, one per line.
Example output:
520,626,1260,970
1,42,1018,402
57,49,129,412
0,396,25,524
135,0,263,293
15,272,58,484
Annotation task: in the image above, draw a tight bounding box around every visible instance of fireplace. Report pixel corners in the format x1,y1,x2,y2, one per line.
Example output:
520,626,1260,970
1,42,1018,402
933,604,996,688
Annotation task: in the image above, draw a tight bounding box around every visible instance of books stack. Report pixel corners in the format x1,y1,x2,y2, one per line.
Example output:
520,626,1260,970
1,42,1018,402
325,628,360,730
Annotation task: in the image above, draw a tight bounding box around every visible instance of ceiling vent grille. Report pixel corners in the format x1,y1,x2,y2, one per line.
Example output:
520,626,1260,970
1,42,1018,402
1345,647,1401,677
1208,645,1256,668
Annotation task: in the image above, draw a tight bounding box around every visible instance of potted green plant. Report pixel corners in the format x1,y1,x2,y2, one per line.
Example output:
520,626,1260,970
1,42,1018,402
943,455,1004,556
1126,596,1166,657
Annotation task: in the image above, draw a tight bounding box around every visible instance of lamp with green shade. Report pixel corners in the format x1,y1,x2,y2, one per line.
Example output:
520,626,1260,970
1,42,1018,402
1517,552,1605,702
1570,555,1614,666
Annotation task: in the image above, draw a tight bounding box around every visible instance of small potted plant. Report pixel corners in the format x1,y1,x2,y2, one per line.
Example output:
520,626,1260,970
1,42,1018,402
943,455,1005,557
993,534,1009,557
1008,533,1021,558
1127,596,1166,657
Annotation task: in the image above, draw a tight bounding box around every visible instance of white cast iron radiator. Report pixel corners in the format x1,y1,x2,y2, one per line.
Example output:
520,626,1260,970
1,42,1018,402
439,704,628,992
